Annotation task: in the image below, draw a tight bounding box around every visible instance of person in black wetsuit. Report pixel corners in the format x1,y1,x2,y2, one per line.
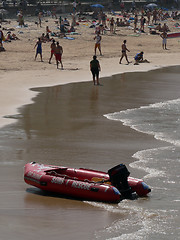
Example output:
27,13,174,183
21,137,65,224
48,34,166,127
90,55,101,85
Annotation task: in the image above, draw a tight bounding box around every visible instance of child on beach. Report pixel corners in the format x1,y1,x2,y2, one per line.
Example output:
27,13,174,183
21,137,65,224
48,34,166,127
90,55,101,86
34,37,43,61
94,32,102,56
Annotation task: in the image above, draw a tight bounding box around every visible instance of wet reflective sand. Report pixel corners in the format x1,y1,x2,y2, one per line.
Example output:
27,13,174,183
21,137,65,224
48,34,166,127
1,67,180,240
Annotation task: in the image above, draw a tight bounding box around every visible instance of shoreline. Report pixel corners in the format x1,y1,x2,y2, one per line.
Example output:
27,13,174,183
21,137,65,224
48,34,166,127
1,53,180,128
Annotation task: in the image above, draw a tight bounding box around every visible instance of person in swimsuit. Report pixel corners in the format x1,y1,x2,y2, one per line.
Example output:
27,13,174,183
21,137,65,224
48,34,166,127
119,40,130,64
160,31,168,50
110,17,115,33
34,37,43,61
134,15,138,33
49,39,56,64
94,32,102,56
90,55,101,85
55,41,63,69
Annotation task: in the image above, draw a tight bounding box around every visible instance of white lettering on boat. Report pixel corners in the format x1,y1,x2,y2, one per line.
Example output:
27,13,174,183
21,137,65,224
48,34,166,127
71,181,91,190
27,171,42,180
51,177,64,185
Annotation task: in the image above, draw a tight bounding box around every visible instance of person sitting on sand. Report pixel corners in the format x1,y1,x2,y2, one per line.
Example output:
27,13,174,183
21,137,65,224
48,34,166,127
45,32,53,42
134,51,143,63
116,18,120,26
5,32,20,41
55,41,63,69
63,18,70,26
155,23,162,32
90,55,101,85
134,51,150,65
162,23,170,33
46,26,51,34
60,22,67,37
69,25,75,32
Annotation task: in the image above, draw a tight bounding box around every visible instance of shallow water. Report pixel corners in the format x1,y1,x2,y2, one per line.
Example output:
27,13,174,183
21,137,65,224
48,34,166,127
0,66,180,239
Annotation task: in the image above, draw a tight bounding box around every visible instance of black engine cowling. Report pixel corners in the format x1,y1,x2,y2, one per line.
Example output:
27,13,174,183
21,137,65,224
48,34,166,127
108,164,133,199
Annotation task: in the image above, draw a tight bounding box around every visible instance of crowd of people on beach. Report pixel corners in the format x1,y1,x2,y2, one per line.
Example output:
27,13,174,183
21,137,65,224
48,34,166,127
0,2,179,84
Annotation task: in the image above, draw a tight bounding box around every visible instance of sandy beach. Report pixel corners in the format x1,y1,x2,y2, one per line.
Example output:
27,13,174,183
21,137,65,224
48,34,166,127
1,11,180,127
0,9,180,240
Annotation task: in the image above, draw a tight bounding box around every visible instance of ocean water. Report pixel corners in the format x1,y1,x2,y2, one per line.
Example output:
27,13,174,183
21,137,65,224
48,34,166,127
101,99,180,239
1,66,180,240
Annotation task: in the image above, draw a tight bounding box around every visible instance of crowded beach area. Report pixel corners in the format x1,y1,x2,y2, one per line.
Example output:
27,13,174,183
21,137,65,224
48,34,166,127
0,1,180,126
0,1,180,240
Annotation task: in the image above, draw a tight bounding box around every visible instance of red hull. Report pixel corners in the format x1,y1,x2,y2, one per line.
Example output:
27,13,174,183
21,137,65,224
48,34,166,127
24,162,151,203
167,32,180,38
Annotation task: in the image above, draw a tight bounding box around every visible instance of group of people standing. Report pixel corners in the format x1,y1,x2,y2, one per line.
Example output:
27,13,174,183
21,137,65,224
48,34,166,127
34,38,63,69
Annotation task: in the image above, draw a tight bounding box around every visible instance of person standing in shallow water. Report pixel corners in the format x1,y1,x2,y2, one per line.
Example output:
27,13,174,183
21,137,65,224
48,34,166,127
34,37,43,62
119,40,130,64
90,55,101,85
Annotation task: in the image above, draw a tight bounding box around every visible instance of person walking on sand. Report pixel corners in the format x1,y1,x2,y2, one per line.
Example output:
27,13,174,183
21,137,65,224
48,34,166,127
34,37,43,61
55,41,63,69
160,31,168,50
94,32,102,56
90,55,101,85
134,15,138,33
49,39,56,64
119,40,130,64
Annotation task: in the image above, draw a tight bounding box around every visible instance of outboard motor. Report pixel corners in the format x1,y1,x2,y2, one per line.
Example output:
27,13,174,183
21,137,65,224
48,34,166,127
108,164,133,199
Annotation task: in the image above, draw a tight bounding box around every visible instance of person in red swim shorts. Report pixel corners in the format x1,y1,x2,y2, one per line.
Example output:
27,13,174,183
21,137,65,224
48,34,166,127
55,41,63,69
49,39,56,64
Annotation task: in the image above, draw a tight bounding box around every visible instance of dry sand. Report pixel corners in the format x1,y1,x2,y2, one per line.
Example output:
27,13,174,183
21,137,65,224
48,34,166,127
0,12,180,127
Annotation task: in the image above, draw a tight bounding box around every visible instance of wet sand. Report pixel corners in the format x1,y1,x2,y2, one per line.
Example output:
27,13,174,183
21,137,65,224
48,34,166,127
1,66,180,239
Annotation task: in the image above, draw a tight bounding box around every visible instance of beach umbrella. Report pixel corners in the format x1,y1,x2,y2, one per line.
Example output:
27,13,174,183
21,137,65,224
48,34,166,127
0,9,8,15
146,3,158,9
91,4,104,9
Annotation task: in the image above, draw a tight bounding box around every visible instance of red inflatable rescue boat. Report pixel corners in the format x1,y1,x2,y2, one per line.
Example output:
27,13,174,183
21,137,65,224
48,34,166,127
24,162,151,203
